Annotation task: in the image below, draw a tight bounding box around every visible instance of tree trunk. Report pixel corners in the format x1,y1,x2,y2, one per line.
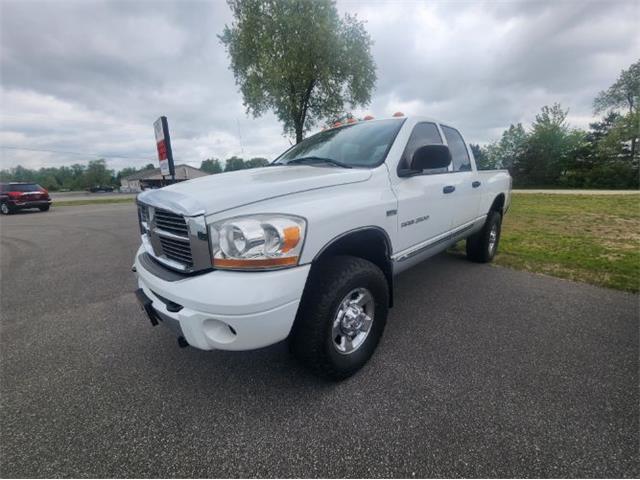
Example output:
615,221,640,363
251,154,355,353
294,79,315,144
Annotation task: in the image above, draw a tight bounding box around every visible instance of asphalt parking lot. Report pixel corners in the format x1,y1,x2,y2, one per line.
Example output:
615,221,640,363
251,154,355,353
1,204,638,477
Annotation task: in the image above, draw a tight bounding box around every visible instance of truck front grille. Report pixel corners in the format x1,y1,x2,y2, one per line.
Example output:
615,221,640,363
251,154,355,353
154,209,189,237
137,201,208,271
159,236,193,266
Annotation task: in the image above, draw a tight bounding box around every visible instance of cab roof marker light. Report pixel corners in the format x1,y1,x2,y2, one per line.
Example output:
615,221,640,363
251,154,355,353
392,112,404,117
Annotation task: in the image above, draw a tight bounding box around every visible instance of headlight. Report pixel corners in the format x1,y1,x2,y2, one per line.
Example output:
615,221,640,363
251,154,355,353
209,214,306,270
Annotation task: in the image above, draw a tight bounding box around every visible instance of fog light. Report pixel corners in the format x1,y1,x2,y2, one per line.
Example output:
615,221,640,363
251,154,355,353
202,318,237,344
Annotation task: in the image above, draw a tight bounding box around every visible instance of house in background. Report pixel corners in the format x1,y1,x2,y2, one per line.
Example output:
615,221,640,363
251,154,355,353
120,164,208,192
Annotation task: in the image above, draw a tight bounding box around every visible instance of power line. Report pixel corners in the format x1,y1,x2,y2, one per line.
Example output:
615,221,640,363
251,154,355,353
0,145,154,162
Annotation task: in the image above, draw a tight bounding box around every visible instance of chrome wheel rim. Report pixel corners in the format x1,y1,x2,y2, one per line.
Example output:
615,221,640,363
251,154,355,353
488,224,498,254
1,204,8,214
331,288,375,355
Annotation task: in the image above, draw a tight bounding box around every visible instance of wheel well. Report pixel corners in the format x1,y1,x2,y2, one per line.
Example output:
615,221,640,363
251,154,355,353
490,194,505,215
312,228,394,307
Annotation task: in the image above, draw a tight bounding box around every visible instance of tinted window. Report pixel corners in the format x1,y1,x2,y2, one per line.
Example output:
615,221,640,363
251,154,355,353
441,125,471,172
275,119,405,168
400,122,444,173
4,184,41,192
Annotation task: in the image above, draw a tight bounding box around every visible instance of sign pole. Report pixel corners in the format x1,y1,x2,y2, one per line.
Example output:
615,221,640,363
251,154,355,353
154,116,176,184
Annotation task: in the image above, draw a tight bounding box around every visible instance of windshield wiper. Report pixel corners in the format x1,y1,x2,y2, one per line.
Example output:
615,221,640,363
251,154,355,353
284,156,353,169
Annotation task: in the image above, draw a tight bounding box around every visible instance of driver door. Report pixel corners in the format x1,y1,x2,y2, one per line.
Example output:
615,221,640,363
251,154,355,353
391,122,456,254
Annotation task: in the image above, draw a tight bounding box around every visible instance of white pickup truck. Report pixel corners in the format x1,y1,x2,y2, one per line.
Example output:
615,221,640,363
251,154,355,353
133,116,511,379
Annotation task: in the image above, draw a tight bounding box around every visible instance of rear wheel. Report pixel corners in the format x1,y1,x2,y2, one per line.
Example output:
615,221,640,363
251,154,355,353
290,255,389,380
466,211,502,263
39,205,50,212
1,203,12,215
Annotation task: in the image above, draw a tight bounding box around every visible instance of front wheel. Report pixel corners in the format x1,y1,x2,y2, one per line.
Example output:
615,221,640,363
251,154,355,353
290,256,389,380
466,211,502,263
39,205,50,212
0,203,12,215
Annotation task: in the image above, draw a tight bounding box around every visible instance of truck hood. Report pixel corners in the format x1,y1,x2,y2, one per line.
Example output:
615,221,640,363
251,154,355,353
137,165,372,216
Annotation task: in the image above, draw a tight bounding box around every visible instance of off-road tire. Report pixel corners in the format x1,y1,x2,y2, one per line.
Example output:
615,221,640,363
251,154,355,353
290,255,389,380
466,211,502,263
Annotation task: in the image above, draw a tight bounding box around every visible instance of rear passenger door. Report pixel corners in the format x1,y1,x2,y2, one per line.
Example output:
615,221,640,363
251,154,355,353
391,122,457,253
440,125,480,228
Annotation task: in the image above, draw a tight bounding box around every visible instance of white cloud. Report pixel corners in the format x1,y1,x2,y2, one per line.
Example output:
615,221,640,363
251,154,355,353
0,0,638,170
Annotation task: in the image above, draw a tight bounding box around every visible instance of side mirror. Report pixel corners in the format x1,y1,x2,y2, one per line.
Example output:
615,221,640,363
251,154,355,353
398,145,451,177
410,144,451,172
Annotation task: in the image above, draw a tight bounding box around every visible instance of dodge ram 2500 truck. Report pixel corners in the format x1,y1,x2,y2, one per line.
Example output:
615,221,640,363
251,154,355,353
133,116,511,379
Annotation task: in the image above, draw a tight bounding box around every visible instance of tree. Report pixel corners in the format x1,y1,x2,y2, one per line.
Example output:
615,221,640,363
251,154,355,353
8,165,35,182
200,158,223,174
224,156,246,172
84,159,113,188
517,104,583,186
594,59,640,158
40,174,60,191
220,0,376,143
568,111,640,189
469,144,492,170
245,157,269,169
69,164,87,190
484,123,528,172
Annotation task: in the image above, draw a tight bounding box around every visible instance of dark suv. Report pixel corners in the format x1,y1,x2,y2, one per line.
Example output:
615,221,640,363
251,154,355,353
0,182,52,215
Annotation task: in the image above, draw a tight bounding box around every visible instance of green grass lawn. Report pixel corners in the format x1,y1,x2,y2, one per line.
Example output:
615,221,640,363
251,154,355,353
54,198,135,207
456,193,640,292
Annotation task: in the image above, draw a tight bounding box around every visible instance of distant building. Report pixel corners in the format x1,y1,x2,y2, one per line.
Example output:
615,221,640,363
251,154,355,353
120,164,208,192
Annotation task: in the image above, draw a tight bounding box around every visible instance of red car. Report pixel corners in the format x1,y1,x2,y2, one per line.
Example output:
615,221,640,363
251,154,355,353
0,182,52,215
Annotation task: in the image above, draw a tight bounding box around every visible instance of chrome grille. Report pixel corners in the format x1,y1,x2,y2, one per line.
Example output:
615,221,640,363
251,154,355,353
154,209,189,237
159,236,193,266
137,200,210,273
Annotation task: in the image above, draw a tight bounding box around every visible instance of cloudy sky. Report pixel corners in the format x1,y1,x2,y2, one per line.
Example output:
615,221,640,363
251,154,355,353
1,0,638,172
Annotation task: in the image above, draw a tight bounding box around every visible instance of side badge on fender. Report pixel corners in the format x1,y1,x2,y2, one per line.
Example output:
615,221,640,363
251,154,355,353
401,215,430,228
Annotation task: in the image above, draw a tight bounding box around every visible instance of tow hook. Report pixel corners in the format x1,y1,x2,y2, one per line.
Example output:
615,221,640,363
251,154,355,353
177,336,189,348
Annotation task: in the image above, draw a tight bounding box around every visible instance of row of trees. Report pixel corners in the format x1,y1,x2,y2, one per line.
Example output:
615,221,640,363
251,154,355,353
0,156,272,191
0,159,139,191
200,156,269,173
471,61,639,189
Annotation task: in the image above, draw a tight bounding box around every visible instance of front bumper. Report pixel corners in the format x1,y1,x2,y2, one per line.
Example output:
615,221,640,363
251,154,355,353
133,246,310,351
9,199,52,209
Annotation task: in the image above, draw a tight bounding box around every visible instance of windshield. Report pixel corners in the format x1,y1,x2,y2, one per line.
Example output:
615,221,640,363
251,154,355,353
274,119,405,168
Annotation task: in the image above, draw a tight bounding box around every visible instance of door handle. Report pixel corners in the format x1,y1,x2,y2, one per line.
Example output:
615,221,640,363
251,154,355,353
443,185,455,194
472,181,481,188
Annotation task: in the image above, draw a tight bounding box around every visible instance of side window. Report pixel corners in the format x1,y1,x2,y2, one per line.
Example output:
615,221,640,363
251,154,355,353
441,125,471,172
401,122,443,173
